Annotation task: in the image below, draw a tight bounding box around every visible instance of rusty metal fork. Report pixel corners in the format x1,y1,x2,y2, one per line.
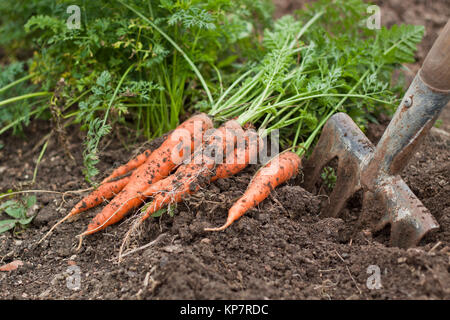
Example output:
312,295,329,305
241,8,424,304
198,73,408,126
303,20,450,248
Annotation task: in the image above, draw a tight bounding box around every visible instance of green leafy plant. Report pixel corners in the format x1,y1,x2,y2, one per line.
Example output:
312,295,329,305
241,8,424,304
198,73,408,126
434,119,442,128
0,62,44,135
0,196,37,234
321,166,337,190
0,0,424,187
209,0,424,155
143,204,175,219
0,0,273,183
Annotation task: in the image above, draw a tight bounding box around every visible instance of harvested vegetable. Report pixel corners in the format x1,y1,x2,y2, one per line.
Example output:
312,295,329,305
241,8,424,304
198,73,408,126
39,176,131,243
78,113,213,236
118,122,259,258
206,151,302,231
140,120,243,222
100,149,152,184
211,130,261,182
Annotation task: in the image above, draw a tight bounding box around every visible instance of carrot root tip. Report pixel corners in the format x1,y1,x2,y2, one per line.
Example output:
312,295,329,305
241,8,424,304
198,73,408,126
38,213,73,244
75,235,84,252
118,218,144,261
204,222,231,232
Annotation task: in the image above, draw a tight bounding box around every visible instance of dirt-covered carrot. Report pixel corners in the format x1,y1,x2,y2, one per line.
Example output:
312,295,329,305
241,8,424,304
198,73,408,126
49,149,152,231
72,175,132,215
139,128,260,201
211,129,261,182
140,120,243,221
78,113,213,236
40,147,153,244
101,149,152,184
42,149,152,242
38,175,132,243
205,151,301,231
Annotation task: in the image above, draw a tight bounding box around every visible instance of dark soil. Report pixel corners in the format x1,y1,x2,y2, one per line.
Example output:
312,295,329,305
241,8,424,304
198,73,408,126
0,0,449,300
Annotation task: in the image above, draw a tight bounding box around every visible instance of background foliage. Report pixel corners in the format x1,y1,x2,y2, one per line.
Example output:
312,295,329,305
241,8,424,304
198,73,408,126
0,0,273,181
0,0,423,182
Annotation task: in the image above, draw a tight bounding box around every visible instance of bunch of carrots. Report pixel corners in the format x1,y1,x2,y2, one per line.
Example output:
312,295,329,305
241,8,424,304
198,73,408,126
41,7,320,246
40,111,302,246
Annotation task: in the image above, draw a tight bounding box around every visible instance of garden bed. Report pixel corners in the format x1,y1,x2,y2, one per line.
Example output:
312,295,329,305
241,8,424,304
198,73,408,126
0,0,449,299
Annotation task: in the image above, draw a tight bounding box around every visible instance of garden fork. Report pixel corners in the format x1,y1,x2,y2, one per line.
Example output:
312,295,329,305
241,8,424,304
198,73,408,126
303,20,450,248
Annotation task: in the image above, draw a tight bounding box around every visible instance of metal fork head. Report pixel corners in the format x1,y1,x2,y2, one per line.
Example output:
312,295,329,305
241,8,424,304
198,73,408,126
303,20,450,248
303,71,448,248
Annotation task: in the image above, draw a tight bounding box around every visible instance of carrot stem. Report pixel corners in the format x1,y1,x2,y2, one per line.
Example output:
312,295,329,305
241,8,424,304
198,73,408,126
0,92,51,108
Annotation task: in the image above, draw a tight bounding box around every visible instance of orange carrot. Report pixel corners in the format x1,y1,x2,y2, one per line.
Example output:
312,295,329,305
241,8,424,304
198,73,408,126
70,176,131,216
205,151,301,231
211,129,261,182
79,113,213,236
139,128,259,199
39,175,132,243
40,147,153,243
44,149,151,239
101,149,152,184
120,127,258,259
140,120,243,221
